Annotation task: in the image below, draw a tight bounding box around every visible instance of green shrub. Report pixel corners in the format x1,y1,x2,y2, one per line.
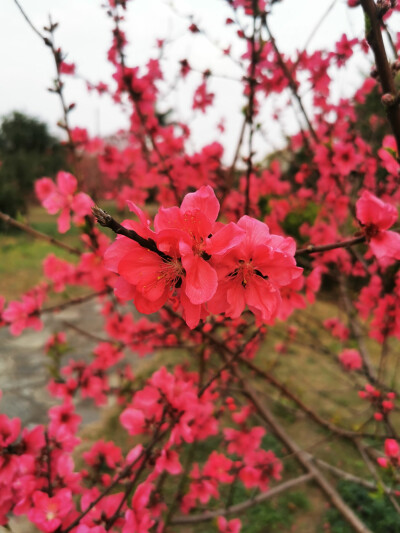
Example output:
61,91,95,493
324,481,400,533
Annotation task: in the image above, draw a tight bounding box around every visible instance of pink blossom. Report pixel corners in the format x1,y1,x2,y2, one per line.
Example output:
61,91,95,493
203,452,234,483
155,447,182,475
324,318,349,341
356,190,400,260
3,288,46,336
59,61,75,75
217,516,242,533
192,82,214,113
338,349,362,371
0,415,20,447
378,135,399,175
385,439,400,458
35,171,93,233
209,216,302,322
48,401,82,436
120,407,146,436
28,489,73,532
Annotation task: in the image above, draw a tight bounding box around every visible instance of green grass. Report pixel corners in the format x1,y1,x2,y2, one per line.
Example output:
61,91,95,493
0,202,128,300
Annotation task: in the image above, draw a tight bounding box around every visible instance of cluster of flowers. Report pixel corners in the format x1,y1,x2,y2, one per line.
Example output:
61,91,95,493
377,439,400,470
358,385,396,421
105,185,303,328
0,364,283,533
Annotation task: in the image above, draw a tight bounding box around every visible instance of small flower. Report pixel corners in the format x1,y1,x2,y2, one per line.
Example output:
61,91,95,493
356,190,400,261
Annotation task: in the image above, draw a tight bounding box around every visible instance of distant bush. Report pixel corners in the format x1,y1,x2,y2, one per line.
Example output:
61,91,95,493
324,481,400,533
0,111,66,222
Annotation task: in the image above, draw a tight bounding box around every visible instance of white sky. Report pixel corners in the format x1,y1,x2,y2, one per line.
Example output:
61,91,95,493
0,0,386,163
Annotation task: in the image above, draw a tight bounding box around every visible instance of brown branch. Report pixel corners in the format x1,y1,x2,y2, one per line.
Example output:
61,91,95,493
230,367,373,533
239,357,359,439
0,211,81,256
171,473,313,524
62,408,172,533
263,15,318,143
44,430,53,497
315,457,400,499
295,235,365,256
91,205,171,261
360,0,400,154
338,274,377,382
302,0,338,52
355,439,400,514
113,10,181,203
14,0,45,40
105,408,169,530
162,443,198,530
244,4,259,216
39,289,111,316
62,321,112,344
223,114,247,201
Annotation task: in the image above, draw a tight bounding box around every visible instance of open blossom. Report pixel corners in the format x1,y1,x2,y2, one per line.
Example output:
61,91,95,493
105,186,244,327
103,187,303,326
356,190,400,260
208,216,302,322
338,349,362,371
3,287,46,336
192,81,214,113
377,439,400,468
217,516,242,533
28,489,73,532
35,171,94,233
378,135,399,175
154,186,244,304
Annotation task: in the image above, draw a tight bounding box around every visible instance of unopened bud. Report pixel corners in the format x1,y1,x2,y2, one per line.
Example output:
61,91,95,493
392,60,400,72
377,0,393,16
382,93,395,106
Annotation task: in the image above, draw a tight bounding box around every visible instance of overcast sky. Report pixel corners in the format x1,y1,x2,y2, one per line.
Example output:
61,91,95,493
0,0,384,162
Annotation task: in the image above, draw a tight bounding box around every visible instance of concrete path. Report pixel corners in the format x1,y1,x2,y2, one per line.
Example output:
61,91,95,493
0,300,110,427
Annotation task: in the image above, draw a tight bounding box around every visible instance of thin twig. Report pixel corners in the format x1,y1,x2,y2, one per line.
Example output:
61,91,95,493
230,365,373,533
171,473,313,524
39,289,111,316
360,0,400,154
0,211,81,256
91,205,171,261
244,3,259,216
263,14,318,142
295,235,366,256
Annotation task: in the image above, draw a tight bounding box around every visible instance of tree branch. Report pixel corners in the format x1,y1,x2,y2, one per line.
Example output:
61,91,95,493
0,211,81,256
360,0,400,154
171,473,313,524
295,235,365,256
91,205,171,261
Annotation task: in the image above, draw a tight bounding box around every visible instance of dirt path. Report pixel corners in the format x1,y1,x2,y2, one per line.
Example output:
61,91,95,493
0,300,109,427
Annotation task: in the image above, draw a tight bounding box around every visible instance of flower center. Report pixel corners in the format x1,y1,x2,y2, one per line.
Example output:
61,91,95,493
228,259,255,288
364,224,380,239
159,258,184,286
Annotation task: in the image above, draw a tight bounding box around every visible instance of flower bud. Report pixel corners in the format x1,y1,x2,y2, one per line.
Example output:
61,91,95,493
382,93,395,106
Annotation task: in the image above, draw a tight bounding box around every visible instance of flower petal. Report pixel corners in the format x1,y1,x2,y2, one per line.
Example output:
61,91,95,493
182,255,217,304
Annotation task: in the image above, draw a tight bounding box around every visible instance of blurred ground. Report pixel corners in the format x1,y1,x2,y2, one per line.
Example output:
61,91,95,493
0,300,105,427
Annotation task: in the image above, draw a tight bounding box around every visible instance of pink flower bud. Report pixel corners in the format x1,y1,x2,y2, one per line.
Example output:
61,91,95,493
382,93,395,106
384,438,399,458
377,457,388,468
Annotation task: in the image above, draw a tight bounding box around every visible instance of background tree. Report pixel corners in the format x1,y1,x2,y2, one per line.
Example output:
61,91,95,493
0,111,66,221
